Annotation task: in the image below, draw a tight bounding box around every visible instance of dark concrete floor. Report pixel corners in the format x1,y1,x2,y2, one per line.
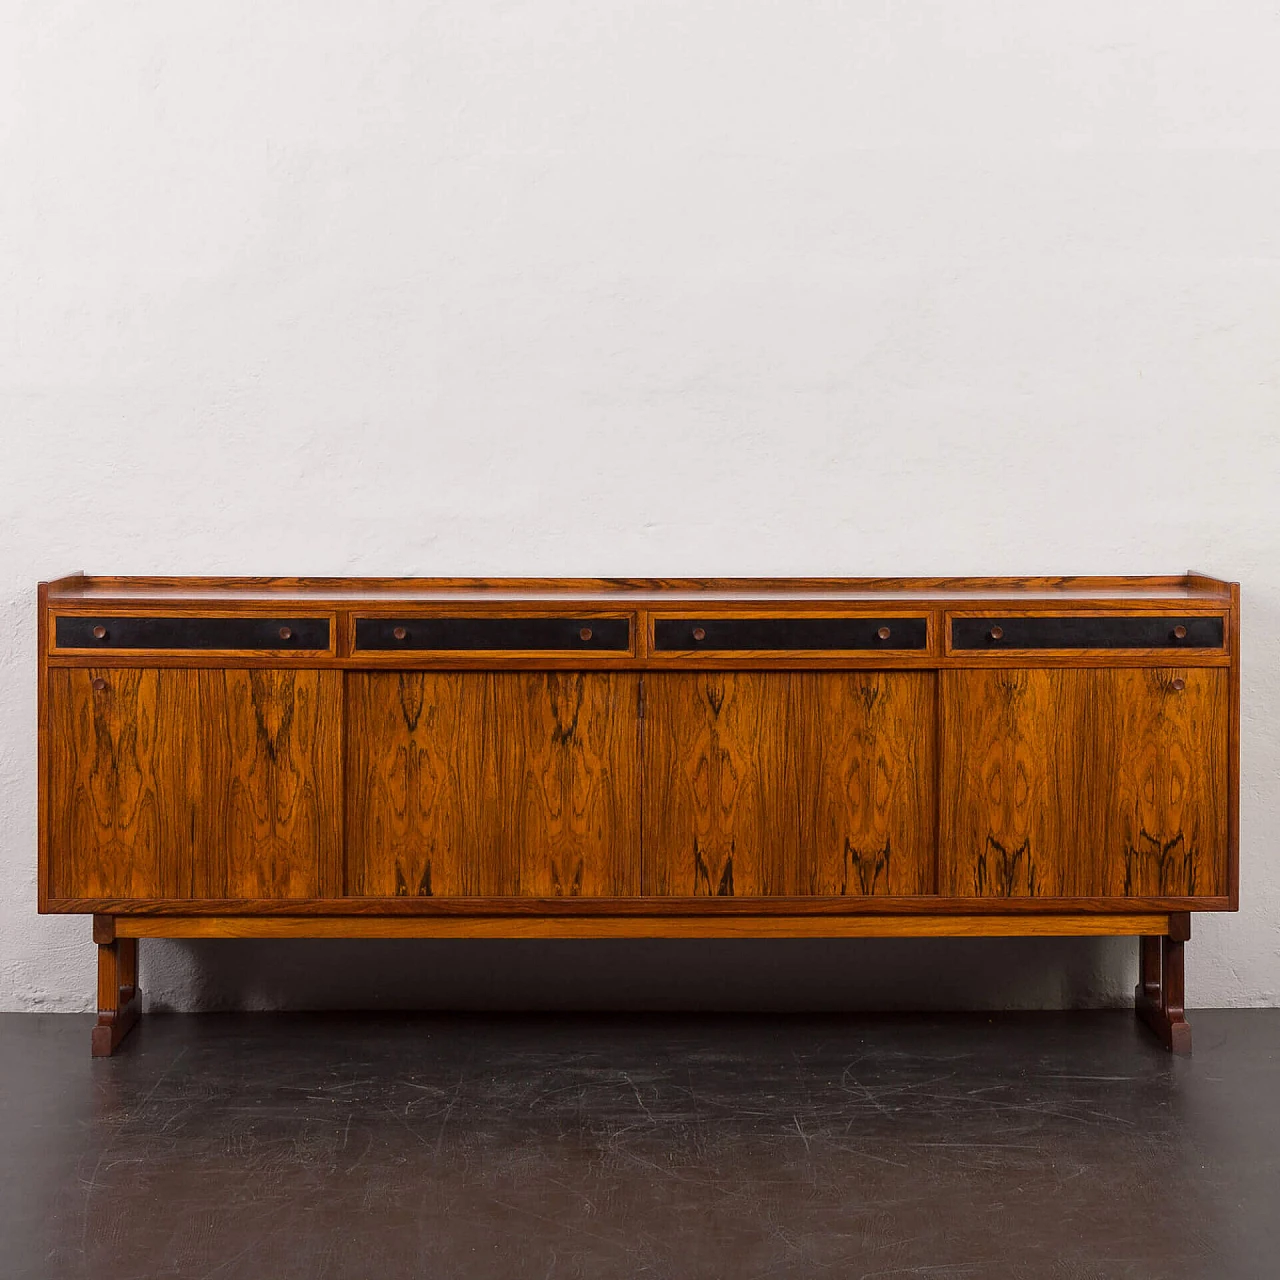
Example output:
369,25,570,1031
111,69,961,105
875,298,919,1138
1,1011,1277,1279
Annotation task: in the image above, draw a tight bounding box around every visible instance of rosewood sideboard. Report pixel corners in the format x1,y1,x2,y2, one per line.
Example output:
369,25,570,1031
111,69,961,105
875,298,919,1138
37,574,1239,1056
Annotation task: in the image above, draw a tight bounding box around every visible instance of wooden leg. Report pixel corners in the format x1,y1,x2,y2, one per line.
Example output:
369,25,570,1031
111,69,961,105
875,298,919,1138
91,921,140,1058
1135,913,1192,1055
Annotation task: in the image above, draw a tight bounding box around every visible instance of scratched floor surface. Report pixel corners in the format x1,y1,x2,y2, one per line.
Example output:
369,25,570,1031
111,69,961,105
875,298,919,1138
1,1010,1277,1279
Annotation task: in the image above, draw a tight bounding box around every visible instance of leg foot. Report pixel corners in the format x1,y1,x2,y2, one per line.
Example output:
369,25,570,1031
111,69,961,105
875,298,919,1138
1135,917,1191,1055
92,933,140,1058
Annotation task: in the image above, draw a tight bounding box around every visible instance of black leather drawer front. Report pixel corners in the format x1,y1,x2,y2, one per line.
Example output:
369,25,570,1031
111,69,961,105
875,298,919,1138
654,617,928,651
950,615,1225,651
356,617,631,651
54,616,330,650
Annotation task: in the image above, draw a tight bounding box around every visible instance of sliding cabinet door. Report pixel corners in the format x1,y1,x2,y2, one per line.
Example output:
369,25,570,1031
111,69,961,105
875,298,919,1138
48,668,341,900
346,671,640,897
642,672,935,896
939,668,1228,898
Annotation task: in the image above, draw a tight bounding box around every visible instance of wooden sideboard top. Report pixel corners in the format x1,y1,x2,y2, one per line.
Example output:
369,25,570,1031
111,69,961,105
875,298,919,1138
44,572,1234,605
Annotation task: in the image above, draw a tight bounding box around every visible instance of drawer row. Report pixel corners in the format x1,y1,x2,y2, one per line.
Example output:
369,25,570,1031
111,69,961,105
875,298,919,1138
49,610,1228,657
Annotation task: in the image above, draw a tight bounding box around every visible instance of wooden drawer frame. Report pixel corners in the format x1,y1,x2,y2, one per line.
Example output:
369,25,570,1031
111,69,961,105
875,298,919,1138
48,606,339,662
642,607,939,668
942,606,1231,665
339,605,639,667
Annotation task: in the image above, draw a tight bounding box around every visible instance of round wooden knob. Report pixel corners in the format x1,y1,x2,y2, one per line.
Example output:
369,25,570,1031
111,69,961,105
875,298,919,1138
1172,678,1186,692
692,626,706,642
91,678,106,692
1172,625,1187,640
579,627,593,642
877,626,891,641
91,625,106,640
278,626,292,641
988,625,1004,642
392,626,407,641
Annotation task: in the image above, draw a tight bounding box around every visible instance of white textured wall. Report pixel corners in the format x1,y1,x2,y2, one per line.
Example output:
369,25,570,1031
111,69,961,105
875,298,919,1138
3,2,1278,1014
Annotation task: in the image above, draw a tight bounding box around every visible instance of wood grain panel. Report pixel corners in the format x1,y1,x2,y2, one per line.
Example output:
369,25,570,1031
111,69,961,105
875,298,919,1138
193,670,342,897
1105,669,1228,896
345,672,640,897
49,668,169,898
939,669,1227,898
114,913,1172,940
48,893,1231,916
47,573,1232,603
645,672,787,896
642,672,935,896
47,669,341,899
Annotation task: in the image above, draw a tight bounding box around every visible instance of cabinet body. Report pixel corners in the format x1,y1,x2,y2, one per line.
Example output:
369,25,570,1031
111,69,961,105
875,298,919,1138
39,576,1238,918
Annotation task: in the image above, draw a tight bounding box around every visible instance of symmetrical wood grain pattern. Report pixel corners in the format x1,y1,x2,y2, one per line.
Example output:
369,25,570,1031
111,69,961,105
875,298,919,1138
345,672,640,897
939,669,1228,898
643,672,935,896
48,669,341,899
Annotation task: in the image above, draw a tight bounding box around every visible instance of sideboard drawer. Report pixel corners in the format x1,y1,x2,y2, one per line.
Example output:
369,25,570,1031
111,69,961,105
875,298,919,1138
949,615,1225,653
355,616,632,652
54,615,332,652
653,616,929,652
